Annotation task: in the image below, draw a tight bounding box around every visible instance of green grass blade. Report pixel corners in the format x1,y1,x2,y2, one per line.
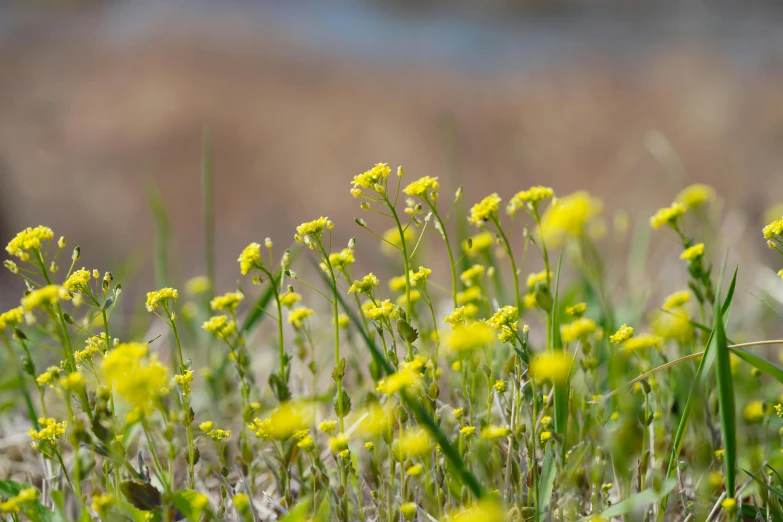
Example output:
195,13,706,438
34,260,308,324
659,265,737,517
748,291,783,318
732,348,783,384
147,183,173,289
202,128,215,296
581,479,676,521
537,445,556,521
713,280,736,496
745,469,783,503
323,269,484,499
550,252,568,457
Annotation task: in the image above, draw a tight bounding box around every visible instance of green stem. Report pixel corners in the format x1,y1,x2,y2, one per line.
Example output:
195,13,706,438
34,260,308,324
491,217,520,311
427,199,458,310
385,194,414,358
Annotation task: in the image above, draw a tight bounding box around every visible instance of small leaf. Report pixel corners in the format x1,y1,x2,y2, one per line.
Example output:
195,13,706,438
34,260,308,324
396,319,419,344
172,489,209,521
538,445,556,520
120,481,162,511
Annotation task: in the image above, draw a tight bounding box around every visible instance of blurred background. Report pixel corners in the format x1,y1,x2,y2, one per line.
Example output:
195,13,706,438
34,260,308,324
2,0,783,314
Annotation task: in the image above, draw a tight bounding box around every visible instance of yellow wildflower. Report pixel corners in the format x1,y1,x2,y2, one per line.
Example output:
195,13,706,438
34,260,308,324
393,429,433,459
174,370,194,396
185,276,211,295
400,502,417,520
622,334,664,352
530,351,570,384
376,367,421,395
680,243,704,261
63,268,91,293
409,266,432,287
676,183,715,208
561,317,597,343
210,291,244,312
460,264,485,287
297,435,314,451
565,302,586,317
0,306,24,331
764,218,783,240
280,292,301,307
406,463,423,476
540,431,552,443
468,193,502,226
208,429,232,442
102,343,169,421
364,300,397,321
448,322,494,353
202,315,236,337
443,498,505,522
652,307,693,343
58,372,85,392
540,191,603,247
744,400,765,423
650,202,686,230
462,232,495,257
456,286,482,305
507,185,555,216
662,290,691,310
29,418,67,448
403,176,439,198
91,493,114,516
145,288,178,312
5,226,54,260
321,248,354,272
389,274,407,292
199,421,213,432
480,425,510,440
460,426,475,436
238,242,262,275
523,293,537,309
352,163,392,190
296,217,333,238
36,366,62,387
609,324,633,344
318,420,337,435
338,314,350,328
349,273,380,295
526,270,551,288
329,434,349,453
22,285,65,311
288,307,314,329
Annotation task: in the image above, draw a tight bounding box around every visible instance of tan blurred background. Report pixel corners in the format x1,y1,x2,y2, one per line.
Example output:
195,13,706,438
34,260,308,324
2,1,783,306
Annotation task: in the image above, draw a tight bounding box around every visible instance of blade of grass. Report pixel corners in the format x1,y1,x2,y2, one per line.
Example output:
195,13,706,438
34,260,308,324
659,264,737,518
147,183,173,289
202,128,215,297
745,469,783,503
748,290,783,318
713,278,736,497
732,348,783,384
537,445,556,521
324,269,484,499
550,252,568,461
580,479,677,521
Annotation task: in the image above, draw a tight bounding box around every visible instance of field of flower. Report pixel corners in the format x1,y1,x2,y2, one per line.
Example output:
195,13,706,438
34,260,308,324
1,162,783,522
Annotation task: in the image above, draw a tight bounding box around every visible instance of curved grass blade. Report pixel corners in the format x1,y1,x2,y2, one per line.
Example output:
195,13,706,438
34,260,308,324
713,281,736,496
537,445,556,521
319,268,484,499
659,264,737,518
580,479,676,521
732,348,783,384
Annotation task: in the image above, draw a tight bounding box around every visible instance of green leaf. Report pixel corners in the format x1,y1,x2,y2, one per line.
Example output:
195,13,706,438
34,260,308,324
396,318,419,344
746,469,783,502
732,348,783,384
537,445,557,520
0,481,62,522
120,480,162,511
279,499,310,522
713,273,737,497
172,489,209,521
659,265,737,517
582,479,676,521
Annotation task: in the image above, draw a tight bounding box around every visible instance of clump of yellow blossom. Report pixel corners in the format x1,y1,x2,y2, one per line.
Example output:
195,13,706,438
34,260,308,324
280,292,301,307
202,315,236,338
0,306,23,331
63,268,91,293
448,322,494,353
443,305,478,330
650,202,686,230
680,243,704,261
351,163,392,191
468,193,502,226
349,273,379,295
609,324,633,344
5,226,54,261
676,183,715,209
102,343,169,422
22,285,65,311
480,425,510,440
460,264,485,287
506,185,555,216
210,291,244,312
540,191,603,247
0,487,39,514
145,288,178,312
393,429,433,460
622,334,664,352
238,243,262,275
29,418,67,448
462,232,495,257
185,275,211,295
560,317,597,343
530,351,571,384
744,400,765,423
364,300,397,321
565,302,586,317
288,307,314,330
662,290,691,310
400,502,417,520
403,176,439,198
526,270,552,288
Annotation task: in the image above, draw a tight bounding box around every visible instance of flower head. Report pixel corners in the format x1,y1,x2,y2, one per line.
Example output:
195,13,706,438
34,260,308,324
540,191,603,247
0,306,24,331
352,163,392,190
102,343,169,422
238,243,263,275
202,315,236,337
145,288,178,312
6,226,54,261
460,264,485,287
29,418,67,448
530,351,570,384
622,334,663,352
210,291,244,312
448,322,494,353
676,184,715,208
403,176,439,198
22,285,65,311
560,317,597,343
185,276,211,295
680,243,704,261
662,290,691,310
288,307,314,330
507,186,555,216
650,202,686,230
481,425,510,440
763,217,783,240
609,324,633,344
468,194,502,226
63,268,91,293
349,273,379,295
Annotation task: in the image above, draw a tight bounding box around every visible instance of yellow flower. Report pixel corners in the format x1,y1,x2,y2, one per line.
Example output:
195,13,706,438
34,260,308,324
238,242,262,275
329,434,349,453
443,305,477,330
460,264,485,287
173,370,194,396
715,449,725,460
202,315,236,337
376,367,421,395
393,429,433,459
249,402,313,440
29,418,67,448
364,441,374,451
676,183,715,208
460,425,476,436
58,372,85,392
540,431,552,443
0,306,24,331
319,420,337,435
364,300,397,321
523,293,537,309
662,290,691,310
650,202,686,230
406,463,423,476
409,266,432,287
349,273,380,295
400,502,417,520
351,163,392,190
480,425,510,440
448,322,494,353
102,343,169,421
763,218,783,240
456,286,482,305
296,217,333,238
63,268,91,293
462,232,495,257
540,191,603,247
389,275,407,292
560,317,597,343
233,493,250,514
744,400,765,423
565,302,586,317
541,415,552,426
468,193,501,226
443,498,505,522
507,186,555,216
22,285,65,311
185,276,211,295
5,226,54,260
297,435,314,451
321,248,355,272
280,292,302,308
526,270,551,288
36,366,62,387
288,307,314,329
91,493,114,516
403,176,439,198
622,334,663,352
338,314,350,329
199,421,213,432
354,404,393,437
652,307,693,343
145,288,178,312
721,498,737,511
680,243,704,261
609,324,633,344
210,291,244,312
208,429,232,442
530,351,570,384
493,380,507,393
